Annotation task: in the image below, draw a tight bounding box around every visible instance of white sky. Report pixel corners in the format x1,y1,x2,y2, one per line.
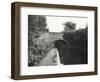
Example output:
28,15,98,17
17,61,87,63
46,16,88,32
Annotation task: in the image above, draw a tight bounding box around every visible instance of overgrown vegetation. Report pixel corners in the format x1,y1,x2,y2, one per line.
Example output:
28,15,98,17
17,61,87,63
28,15,60,66
62,28,87,64
63,28,87,47
28,15,48,66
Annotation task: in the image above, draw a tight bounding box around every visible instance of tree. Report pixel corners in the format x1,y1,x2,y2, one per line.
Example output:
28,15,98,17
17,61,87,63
28,15,48,66
28,15,47,32
28,15,48,44
63,22,76,32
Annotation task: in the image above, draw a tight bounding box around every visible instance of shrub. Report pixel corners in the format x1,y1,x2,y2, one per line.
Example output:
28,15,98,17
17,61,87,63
63,28,87,47
28,38,54,66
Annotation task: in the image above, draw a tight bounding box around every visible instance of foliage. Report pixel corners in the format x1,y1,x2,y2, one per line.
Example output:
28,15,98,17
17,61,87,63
28,15,47,32
60,28,88,64
28,15,48,66
63,28,87,47
28,38,54,66
63,21,76,32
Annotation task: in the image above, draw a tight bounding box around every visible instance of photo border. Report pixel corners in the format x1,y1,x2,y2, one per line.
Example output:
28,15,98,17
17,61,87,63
11,2,97,80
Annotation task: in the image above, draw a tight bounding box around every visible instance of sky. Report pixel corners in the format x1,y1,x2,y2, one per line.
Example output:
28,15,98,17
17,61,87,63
46,16,88,32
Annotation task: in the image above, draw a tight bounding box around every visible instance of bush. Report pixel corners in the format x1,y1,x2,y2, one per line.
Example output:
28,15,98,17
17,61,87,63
60,28,88,64
63,28,87,47
28,38,54,66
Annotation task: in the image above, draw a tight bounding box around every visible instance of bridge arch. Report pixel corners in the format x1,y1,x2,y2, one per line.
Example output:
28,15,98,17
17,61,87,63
54,40,70,49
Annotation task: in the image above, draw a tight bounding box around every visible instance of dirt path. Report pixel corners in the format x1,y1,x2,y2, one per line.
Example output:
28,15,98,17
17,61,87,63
39,48,62,66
